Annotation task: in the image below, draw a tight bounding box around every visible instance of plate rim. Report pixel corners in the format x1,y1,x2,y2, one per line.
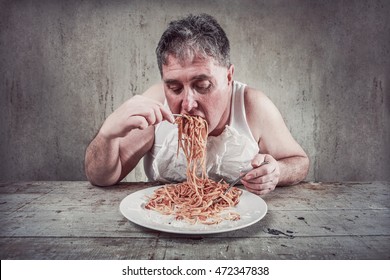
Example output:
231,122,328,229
119,185,267,234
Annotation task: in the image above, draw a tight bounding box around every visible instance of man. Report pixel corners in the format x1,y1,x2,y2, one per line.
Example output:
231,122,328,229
85,14,309,195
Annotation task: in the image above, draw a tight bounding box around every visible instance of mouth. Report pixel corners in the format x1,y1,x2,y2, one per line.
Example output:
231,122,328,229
177,112,209,126
179,111,205,119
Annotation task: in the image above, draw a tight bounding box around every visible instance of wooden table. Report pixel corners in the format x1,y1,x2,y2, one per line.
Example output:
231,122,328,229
0,181,389,260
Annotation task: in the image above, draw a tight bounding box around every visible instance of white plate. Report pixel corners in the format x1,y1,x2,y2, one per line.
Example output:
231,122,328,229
119,186,267,234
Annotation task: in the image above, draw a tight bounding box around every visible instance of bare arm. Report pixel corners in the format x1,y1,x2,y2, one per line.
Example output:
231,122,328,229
276,156,309,186
85,133,122,186
242,87,309,194
84,83,170,186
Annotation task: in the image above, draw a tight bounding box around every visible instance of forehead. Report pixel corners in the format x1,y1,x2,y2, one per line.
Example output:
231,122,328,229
162,55,221,80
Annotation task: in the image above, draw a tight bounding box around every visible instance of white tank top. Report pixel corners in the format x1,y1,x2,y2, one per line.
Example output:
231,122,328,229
143,81,259,183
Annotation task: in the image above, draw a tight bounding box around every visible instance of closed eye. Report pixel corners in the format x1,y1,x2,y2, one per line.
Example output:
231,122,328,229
170,87,182,94
194,81,212,93
166,84,183,94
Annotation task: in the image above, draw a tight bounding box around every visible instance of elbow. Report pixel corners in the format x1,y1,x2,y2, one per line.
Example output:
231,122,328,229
86,173,119,187
86,176,111,187
290,155,310,185
295,154,310,183
302,155,310,180
84,162,120,187
277,154,310,186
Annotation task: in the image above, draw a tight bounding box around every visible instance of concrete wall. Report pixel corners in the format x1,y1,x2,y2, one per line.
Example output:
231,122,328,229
1,0,389,182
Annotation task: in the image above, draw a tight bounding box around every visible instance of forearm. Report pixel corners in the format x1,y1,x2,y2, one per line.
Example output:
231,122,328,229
85,133,122,186
277,155,309,186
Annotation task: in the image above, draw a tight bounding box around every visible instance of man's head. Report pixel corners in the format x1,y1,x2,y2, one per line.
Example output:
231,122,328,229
156,14,234,136
156,13,231,76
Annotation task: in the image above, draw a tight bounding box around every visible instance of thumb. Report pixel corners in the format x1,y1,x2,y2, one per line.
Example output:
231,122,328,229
251,154,268,168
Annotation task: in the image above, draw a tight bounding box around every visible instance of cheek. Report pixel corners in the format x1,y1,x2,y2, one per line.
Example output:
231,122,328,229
206,93,227,119
166,95,181,111
202,103,218,123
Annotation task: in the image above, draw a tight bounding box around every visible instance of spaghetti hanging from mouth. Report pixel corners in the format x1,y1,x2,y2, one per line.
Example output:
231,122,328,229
145,114,242,225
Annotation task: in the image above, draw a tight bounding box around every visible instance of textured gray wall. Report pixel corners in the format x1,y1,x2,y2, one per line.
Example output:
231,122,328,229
1,0,389,182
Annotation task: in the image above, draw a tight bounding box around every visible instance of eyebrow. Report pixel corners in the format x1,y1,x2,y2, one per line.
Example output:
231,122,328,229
164,74,212,84
191,74,212,81
163,79,180,84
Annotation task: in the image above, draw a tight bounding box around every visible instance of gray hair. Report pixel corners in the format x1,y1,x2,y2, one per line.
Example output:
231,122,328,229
156,14,231,76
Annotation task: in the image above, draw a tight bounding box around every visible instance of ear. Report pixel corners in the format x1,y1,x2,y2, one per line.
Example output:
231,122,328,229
227,64,234,85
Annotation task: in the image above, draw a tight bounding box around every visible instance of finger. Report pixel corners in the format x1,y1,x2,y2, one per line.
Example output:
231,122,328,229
255,188,273,196
142,108,157,126
243,182,274,196
247,188,272,196
244,163,274,181
242,179,274,192
153,106,164,124
242,173,274,185
251,154,267,168
243,182,275,195
128,116,149,130
159,106,175,123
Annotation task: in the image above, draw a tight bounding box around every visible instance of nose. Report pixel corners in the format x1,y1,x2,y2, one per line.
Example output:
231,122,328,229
182,89,198,113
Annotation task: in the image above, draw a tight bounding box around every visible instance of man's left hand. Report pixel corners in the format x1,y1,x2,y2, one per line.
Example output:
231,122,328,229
240,154,280,195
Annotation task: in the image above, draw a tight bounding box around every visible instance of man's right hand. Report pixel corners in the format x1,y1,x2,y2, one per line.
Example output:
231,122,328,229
98,95,175,139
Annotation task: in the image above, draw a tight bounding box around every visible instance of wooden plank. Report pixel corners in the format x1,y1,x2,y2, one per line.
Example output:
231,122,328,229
0,237,165,260
0,235,388,260
1,208,388,238
265,181,390,210
0,181,155,194
0,207,154,238
1,181,389,217
0,193,46,212
0,181,154,211
1,181,389,211
162,235,390,260
258,209,390,237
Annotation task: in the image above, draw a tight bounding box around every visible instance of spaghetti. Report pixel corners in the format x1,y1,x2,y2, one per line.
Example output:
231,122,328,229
145,114,242,224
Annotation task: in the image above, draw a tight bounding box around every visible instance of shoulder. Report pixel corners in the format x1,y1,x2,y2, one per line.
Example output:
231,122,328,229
243,86,284,142
244,86,277,117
